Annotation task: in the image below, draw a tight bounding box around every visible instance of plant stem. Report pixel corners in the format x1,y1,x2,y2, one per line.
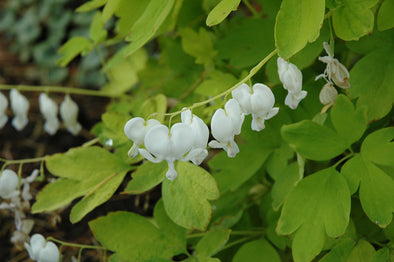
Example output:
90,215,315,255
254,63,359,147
186,229,264,239
47,237,106,250
0,156,47,165
333,153,355,168
0,84,117,98
243,0,260,17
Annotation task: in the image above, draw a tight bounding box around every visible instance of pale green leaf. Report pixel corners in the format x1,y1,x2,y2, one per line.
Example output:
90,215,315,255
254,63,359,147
371,247,390,262
266,143,294,180
346,239,376,262
124,161,167,194
206,0,241,26
76,0,107,12
361,127,394,166
281,120,348,161
232,238,281,262
331,95,367,144
90,11,107,43
180,27,217,65
377,0,394,31
349,48,394,121
277,168,351,262
195,228,231,257
275,0,325,58
98,111,131,147
113,0,149,38
271,162,300,210
162,162,219,231
319,238,355,262
137,94,167,122
195,70,238,97
57,37,92,67
101,0,120,23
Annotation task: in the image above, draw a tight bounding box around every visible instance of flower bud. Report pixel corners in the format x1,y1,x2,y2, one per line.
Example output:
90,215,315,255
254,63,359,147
25,234,60,262
0,92,8,128
39,93,59,135
0,169,19,199
319,83,338,105
60,95,81,135
10,89,29,131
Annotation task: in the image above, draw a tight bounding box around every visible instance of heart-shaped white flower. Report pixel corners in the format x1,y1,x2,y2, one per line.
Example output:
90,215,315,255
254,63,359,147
39,93,59,135
25,234,60,262
60,95,81,136
0,92,8,128
0,169,20,199
10,89,29,131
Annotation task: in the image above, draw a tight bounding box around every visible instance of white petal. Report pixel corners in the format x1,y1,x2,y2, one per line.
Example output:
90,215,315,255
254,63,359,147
224,99,244,135
144,124,171,159
39,93,58,120
60,95,81,135
232,83,252,113
138,149,162,163
251,115,266,131
124,117,146,144
323,42,332,57
0,169,19,199
225,140,240,158
0,92,8,128
332,59,350,89
211,109,234,142
186,148,208,165
29,234,46,260
38,241,60,262
251,83,276,114
319,83,338,105
43,117,60,135
128,143,139,158
170,123,194,158
165,161,177,180
10,89,29,130
285,90,307,109
180,109,193,124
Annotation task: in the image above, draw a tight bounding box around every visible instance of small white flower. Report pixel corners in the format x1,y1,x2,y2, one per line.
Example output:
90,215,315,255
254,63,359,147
208,99,245,157
0,92,8,128
0,169,20,199
232,83,279,131
139,123,194,180
319,83,338,105
60,95,81,135
39,93,59,135
181,109,209,165
24,234,60,262
316,42,350,89
124,117,161,158
277,57,307,109
10,89,29,131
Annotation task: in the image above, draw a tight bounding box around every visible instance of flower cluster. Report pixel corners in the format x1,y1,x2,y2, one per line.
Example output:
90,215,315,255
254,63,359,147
0,89,81,135
315,42,351,105
24,234,60,262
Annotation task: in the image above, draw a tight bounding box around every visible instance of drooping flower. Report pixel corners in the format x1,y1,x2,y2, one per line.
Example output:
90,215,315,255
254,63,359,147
319,83,338,105
277,57,307,109
39,93,59,135
60,95,81,135
0,169,19,199
139,123,195,180
124,117,160,158
181,109,209,165
0,92,8,128
24,234,60,262
232,83,279,131
316,42,350,89
208,99,244,157
10,89,29,131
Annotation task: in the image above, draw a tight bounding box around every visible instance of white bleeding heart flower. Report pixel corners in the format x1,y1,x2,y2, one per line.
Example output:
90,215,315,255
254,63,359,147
319,83,338,105
208,99,245,157
124,117,161,158
277,58,307,109
232,83,279,131
24,234,60,262
0,92,8,128
10,89,29,131
39,93,59,135
181,109,209,165
316,42,350,89
139,123,195,180
0,169,20,199
60,95,81,136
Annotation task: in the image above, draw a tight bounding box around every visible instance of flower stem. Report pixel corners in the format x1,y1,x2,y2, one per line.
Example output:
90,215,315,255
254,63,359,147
46,237,107,250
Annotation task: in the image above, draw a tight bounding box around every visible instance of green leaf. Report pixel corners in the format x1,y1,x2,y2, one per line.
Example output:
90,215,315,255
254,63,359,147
331,95,367,144
162,162,219,231
277,168,351,262
206,0,241,26
332,0,378,41
319,238,355,262
232,238,281,262
195,70,238,97
281,120,348,161
266,143,294,180
346,239,376,262
371,247,390,262
271,162,300,210
113,0,149,38
377,0,394,31
98,111,131,147
101,0,120,23
124,161,167,194
275,0,325,59
195,228,231,257
89,211,185,261
90,11,107,44
57,37,92,67
349,48,394,121
361,127,394,166
346,29,394,55
76,0,107,12
104,0,175,71
341,155,394,227
137,94,167,122
180,27,217,65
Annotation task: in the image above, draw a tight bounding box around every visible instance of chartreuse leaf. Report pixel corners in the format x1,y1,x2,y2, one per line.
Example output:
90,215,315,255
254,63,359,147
89,206,186,262
332,0,378,41
98,111,130,147
281,120,348,161
124,161,167,194
195,70,238,97
90,11,107,44
180,27,217,65
233,238,281,262
331,95,367,144
194,228,231,258
104,0,175,70
342,154,394,227
319,238,356,262
162,162,219,231
361,127,394,166
206,0,241,26
371,248,390,262
377,0,394,31
32,147,132,222
137,94,167,122
346,239,376,262
275,0,325,59
101,0,120,23
57,37,92,67
277,167,351,262
76,0,107,12
349,48,394,121
113,0,149,38
271,162,300,210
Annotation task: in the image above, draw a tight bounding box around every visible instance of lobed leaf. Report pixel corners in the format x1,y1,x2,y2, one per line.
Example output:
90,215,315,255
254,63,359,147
232,238,281,262
377,0,394,31
361,127,394,167
206,0,241,26
57,37,92,67
194,228,231,258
